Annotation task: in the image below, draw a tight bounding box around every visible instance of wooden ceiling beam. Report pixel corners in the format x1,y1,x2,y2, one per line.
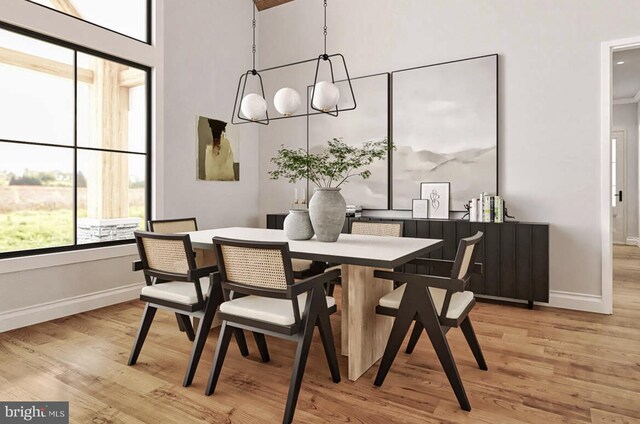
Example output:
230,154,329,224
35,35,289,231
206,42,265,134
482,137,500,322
0,46,93,84
253,0,295,11
50,0,81,18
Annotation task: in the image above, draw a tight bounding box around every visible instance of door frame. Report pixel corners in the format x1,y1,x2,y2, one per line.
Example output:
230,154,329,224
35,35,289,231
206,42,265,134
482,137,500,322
601,36,640,315
611,129,628,244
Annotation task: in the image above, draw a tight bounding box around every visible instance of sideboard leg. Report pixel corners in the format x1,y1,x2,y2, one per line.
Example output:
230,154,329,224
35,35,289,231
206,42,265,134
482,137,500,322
527,301,534,310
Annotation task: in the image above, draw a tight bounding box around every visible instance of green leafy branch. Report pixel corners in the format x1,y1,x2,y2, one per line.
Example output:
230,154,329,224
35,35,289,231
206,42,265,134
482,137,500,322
268,138,391,188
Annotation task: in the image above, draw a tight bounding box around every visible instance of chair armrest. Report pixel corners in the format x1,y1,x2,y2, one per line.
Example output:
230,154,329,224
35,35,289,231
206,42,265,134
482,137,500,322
132,260,143,272
288,268,341,297
374,270,465,292
187,265,218,280
406,258,483,275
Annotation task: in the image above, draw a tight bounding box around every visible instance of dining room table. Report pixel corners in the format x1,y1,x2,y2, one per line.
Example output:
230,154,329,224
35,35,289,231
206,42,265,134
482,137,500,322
187,226,443,381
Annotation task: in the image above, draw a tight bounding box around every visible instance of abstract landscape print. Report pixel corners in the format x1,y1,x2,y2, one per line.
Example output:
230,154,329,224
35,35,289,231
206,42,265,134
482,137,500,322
197,116,240,181
392,55,497,211
308,73,389,209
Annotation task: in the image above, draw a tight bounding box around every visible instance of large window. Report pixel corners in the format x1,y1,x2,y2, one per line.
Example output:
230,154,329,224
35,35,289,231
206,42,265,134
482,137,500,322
27,0,151,43
0,24,150,257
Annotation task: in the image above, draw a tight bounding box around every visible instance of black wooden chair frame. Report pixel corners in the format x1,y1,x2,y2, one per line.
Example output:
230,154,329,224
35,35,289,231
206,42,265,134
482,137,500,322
147,217,202,339
205,236,341,424
373,231,487,412
129,231,250,388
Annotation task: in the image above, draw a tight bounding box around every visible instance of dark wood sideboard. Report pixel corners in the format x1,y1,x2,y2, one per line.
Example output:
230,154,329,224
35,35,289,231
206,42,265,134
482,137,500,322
266,214,549,308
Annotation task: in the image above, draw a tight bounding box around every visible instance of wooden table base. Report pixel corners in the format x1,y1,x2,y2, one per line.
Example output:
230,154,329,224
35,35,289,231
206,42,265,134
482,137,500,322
341,264,394,381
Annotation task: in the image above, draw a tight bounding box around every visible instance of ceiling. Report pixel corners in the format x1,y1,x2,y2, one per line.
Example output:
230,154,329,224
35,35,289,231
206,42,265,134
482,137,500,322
613,48,640,100
253,0,295,11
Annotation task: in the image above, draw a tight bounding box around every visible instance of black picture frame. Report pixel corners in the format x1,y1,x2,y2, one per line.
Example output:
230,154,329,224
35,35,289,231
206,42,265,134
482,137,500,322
390,54,499,212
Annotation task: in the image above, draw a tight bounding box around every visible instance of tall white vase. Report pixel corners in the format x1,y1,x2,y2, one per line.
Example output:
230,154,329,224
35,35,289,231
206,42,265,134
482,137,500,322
308,187,346,242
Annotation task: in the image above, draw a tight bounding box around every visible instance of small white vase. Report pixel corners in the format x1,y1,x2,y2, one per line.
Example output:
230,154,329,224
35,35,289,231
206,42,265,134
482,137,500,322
308,187,346,242
283,209,314,240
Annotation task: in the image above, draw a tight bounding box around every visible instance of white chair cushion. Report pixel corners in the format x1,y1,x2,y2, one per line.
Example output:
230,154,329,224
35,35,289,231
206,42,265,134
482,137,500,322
141,279,210,305
378,284,474,320
291,258,313,273
219,293,336,326
323,265,340,273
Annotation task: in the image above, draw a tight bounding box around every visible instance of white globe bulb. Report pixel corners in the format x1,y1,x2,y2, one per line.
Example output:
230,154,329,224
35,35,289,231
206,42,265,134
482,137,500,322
273,87,301,116
240,93,267,121
312,81,340,112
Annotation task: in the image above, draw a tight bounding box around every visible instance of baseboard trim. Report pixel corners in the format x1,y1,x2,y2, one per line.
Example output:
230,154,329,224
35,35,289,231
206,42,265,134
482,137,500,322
625,237,640,246
543,290,609,314
0,282,144,333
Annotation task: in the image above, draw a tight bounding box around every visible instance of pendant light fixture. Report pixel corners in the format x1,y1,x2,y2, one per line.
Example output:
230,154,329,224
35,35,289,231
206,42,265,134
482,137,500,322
232,0,356,125
232,3,269,124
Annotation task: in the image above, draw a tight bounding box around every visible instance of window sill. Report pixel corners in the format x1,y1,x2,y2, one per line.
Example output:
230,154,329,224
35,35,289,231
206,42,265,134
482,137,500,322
0,243,139,275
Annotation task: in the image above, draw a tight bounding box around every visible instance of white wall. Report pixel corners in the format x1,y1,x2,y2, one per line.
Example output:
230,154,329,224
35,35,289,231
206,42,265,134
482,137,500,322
613,103,639,241
162,0,260,229
257,0,640,299
0,0,162,331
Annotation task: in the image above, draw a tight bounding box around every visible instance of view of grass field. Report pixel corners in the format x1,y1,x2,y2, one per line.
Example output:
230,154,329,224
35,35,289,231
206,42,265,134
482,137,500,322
0,186,145,253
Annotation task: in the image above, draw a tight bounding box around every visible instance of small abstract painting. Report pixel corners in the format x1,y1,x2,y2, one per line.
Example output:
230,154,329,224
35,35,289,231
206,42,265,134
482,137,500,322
392,55,498,211
421,182,450,219
197,116,239,181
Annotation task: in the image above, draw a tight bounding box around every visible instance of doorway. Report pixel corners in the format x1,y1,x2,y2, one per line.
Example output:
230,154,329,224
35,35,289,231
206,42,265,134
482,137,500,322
611,130,627,244
602,38,640,315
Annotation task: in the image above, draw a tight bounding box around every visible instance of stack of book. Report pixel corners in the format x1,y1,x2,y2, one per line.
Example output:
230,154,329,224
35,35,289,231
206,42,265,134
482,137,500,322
469,193,504,223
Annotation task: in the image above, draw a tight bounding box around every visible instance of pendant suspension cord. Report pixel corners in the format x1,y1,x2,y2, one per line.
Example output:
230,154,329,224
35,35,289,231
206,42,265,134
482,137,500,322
323,0,328,56
252,4,257,71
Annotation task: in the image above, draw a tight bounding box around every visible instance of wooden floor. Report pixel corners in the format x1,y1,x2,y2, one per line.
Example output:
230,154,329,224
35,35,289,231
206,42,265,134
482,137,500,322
1,246,639,423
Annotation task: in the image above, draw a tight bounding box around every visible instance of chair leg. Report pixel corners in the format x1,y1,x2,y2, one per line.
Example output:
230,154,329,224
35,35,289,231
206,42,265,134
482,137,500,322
316,310,340,383
253,332,270,363
405,321,423,354
128,304,157,366
176,313,195,341
373,300,415,387
283,289,321,424
327,282,336,297
204,321,234,396
418,301,471,411
183,304,219,386
460,317,488,371
234,329,250,357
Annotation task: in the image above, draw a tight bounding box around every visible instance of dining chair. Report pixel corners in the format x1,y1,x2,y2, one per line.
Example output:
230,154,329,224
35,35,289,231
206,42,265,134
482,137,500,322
205,236,341,424
373,231,487,411
148,217,201,339
129,231,251,387
324,220,404,295
148,217,198,233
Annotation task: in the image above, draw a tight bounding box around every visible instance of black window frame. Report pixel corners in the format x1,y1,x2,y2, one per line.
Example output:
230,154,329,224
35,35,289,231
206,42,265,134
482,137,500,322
25,0,153,45
0,21,152,259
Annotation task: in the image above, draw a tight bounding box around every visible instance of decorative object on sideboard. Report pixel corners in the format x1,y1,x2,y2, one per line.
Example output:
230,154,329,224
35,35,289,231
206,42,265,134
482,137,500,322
269,138,388,242
292,187,307,210
392,54,498,210
196,117,240,181
468,193,515,222
283,209,314,240
420,182,450,219
412,199,429,219
346,205,363,217
232,0,356,124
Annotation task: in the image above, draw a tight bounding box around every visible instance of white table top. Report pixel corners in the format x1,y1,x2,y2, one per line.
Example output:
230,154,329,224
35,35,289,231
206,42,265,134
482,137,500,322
186,227,443,268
